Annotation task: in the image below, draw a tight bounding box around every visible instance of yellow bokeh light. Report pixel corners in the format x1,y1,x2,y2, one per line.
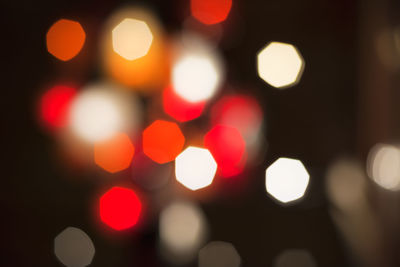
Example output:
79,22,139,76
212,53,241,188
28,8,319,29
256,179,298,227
257,42,304,89
112,18,153,61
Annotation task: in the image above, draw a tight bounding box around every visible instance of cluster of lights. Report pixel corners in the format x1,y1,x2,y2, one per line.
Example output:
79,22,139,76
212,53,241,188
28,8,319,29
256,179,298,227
40,1,318,266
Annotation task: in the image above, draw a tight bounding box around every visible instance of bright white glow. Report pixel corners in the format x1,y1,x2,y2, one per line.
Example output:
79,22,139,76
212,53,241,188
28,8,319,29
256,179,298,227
367,144,400,190
257,42,304,89
69,82,141,143
172,51,222,103
175,146,217,190
160,201,208,262
54,227,95,267
274,249,316,267
112,18,153,60
199,241,241,267
265,158,310,204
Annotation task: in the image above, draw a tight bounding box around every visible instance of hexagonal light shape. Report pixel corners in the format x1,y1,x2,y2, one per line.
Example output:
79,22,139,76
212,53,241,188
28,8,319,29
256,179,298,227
265,158,310,204
175,146,217,190
199,241,241,267
112,18,153,61
257,42,304,89
274,249,316,267
54,227,95,267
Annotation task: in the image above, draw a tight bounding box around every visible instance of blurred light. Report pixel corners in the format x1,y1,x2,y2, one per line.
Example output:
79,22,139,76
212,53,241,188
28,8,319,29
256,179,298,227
46,19,85,61
257,42,304,89
39,85,77,129
112,18,153,61
367,143,400,191
191,0,232,25
101,7,170,91
204,125,246,177
54,227,95,267
375,28,400,71
326,158,366,210
163,85,205,122
160,200,208,263
199,241,241,267
68,82,141,143
175,147,217,190
142,120,185,164
94,132,135,173
99,186,142,230
274,249,316,267
265,158,310,204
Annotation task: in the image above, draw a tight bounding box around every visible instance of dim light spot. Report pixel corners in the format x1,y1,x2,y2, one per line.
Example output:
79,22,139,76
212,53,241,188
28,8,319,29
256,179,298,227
175,146,217,190
39,85,77,129
257,42,304,89
142,120,185,164
112,18,153,61
99,186,142,231
94,132,135,173
163,85,205,122
204,125,246,177
54,227,95,267
191,0,232,25
367,143,400,191
46,19,85,61
199,241,241,267
274,249,316,267
265,158,310,204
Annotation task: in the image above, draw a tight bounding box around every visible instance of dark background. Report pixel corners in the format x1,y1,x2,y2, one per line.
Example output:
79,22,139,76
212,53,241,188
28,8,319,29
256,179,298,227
1,0,364,266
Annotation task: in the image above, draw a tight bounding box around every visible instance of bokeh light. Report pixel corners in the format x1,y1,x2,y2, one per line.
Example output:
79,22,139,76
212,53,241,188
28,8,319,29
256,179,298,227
204,125,246,177
68,82,141,143
175,146,217,190
142,120,185,164
367,143,400,191
94,132,135,173
160,200,208,263
46,19,85,61
39,85,77,129
326,158,366,211
101,7,170,91
190,0,232,25
54,227,95,267
112,18,153,61
257,42,304,89
265,158,310,204
198,241,241,267
163,85,206,122
274,249,316,267
99,186,142,230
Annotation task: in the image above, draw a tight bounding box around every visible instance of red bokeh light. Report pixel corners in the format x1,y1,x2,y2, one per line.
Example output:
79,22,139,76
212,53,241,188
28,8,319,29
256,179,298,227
204,125,246,177
142,120,185,164
210,94,263,141
94,132,135,173
99,186,142,231
191,0,232,25
39,85,77,129
162,85,205,122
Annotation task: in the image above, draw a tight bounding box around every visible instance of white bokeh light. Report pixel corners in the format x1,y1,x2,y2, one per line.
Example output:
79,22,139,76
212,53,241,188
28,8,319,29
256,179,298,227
175,146,217,191
257,42,304,89
68,82,141,143
159,200,208,263
367,143,400,191
199,241,241,267
54,227,95,267
112,18,153,60
265,158,310,204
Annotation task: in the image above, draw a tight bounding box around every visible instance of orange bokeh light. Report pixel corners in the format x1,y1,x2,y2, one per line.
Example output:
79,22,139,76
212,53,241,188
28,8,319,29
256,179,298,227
142,120,185,164
94,132,135,173
191,0,232,25
46,19,86,61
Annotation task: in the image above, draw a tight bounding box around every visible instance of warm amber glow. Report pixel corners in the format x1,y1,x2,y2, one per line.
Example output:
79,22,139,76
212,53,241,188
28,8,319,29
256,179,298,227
46,19,85,61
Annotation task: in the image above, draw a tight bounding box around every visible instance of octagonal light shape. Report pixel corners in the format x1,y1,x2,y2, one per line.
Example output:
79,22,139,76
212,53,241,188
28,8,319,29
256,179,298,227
265,157,310,204
175,146,217,190
257,42,304,89
112,18,153,61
